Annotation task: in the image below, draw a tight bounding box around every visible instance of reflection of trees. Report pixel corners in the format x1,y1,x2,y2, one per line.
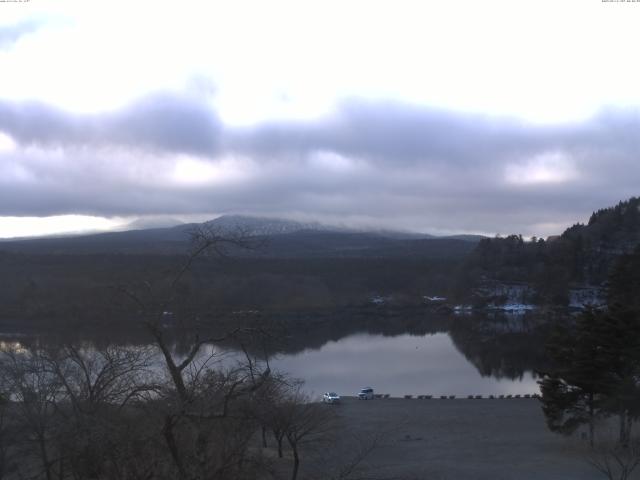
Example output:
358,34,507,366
1,307,554,382
254,306,452,357
1,306,452,355
448,313,553,380
230,309,552,382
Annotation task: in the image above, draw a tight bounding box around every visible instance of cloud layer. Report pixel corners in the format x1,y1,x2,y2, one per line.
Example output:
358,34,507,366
0,19,41,49
0,94,221,156
1,94,639,236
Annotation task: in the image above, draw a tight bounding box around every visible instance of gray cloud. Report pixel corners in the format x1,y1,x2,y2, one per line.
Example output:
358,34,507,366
228,101,546,165
1,96,640,236
0,93,222,156
0,19,41,49
223,101,640,233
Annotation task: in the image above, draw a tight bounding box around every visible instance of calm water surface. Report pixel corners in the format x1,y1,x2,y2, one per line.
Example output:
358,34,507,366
271,332,538,398
2,317,542,399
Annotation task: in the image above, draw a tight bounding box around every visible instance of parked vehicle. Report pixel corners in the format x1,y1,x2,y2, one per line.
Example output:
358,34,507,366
358,387,374,400
322,392,341,404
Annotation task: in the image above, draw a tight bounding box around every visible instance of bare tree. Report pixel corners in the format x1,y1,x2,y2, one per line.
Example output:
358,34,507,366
44,344,157,413
45,345,159,480
0,346,62,480
113,225,273,480
275,385,337,480
586,438,640,480
258,375,301,459
0,225,300,480
0,391,10,479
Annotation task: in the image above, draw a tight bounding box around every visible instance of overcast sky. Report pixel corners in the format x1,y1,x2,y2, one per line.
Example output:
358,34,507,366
1,0,640,238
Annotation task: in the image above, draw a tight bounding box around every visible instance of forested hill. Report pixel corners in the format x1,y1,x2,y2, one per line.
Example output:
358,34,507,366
562,197,640,255
458,197,640,305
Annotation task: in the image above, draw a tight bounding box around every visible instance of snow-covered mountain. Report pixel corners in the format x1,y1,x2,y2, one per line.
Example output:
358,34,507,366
204,215,332,236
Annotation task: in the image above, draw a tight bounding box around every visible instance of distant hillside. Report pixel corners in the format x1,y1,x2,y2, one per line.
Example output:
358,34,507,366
0,223,198,255
441,234,487,242
0,214,481,258
0,213,481,323
458,197,640,305
247,230,477,259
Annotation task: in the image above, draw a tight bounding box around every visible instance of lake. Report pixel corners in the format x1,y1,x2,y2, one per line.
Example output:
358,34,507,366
0,311,546,399
271,331,539,398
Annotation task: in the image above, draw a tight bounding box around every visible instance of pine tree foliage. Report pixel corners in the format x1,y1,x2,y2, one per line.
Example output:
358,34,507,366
539,248,640,446
538,311,608,445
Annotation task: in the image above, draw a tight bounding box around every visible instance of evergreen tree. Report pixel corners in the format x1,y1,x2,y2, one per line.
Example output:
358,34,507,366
597,290,640,444
604,246,640,446
540,247,640,446
538,311,608,446
608,245,640,313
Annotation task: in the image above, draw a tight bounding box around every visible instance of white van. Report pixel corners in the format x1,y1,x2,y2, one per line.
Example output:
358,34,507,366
357,387,374,400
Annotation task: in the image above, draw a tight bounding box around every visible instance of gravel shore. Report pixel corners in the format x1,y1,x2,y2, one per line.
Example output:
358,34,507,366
320,396,605,480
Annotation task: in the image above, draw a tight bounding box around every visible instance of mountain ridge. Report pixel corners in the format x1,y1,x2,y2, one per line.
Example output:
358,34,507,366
0,214,483,258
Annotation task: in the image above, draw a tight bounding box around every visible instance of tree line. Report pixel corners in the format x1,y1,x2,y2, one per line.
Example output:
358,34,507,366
456,197,640,305
538,245,640,477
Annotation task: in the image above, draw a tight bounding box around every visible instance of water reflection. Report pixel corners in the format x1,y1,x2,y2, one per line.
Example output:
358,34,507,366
448,313,551,380
272,332,539,398
0,310,553,398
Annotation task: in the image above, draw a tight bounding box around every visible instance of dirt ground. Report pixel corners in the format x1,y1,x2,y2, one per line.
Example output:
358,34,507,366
310,396,610,480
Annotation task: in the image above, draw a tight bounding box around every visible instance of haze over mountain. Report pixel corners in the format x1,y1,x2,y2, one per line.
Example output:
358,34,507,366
0,214,484,258
123,217,186,230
